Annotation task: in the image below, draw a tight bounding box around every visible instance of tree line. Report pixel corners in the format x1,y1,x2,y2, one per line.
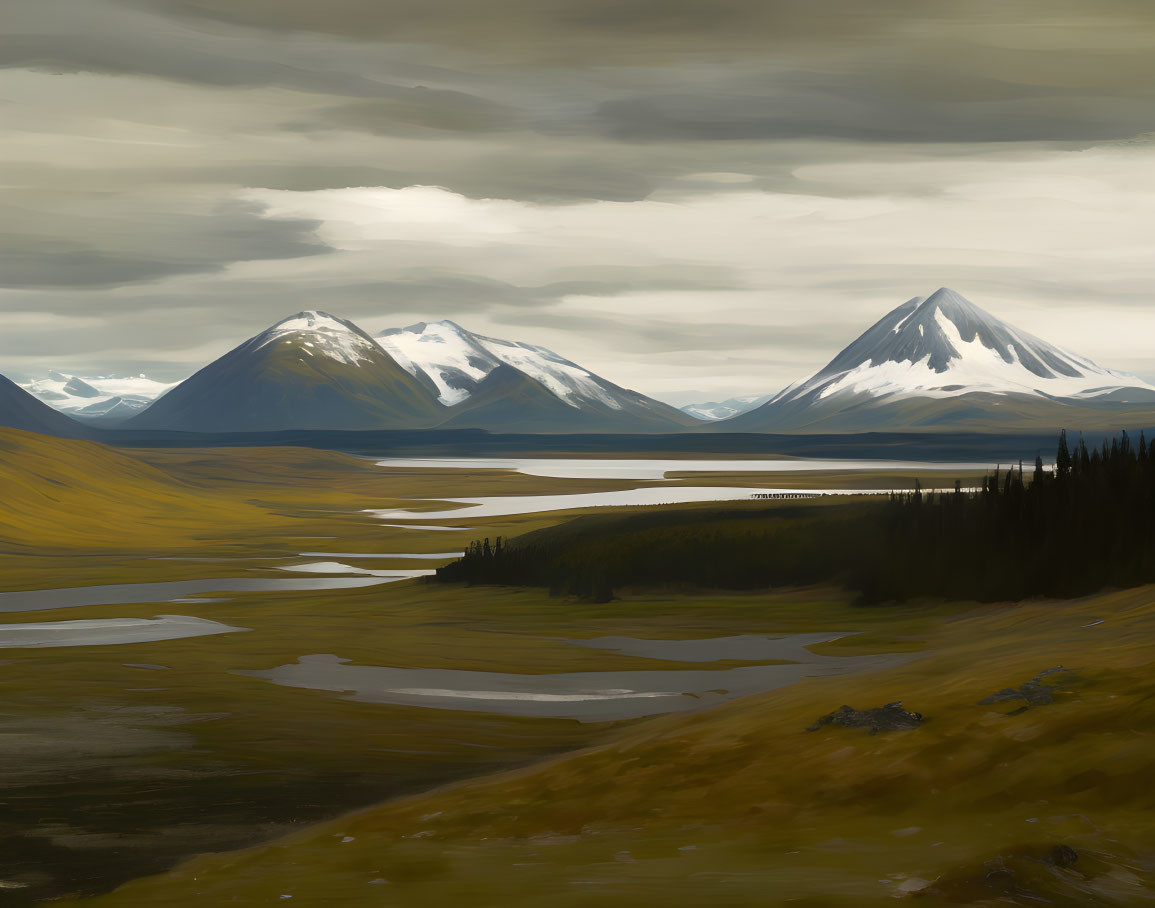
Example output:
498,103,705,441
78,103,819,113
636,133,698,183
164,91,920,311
436,431,1155,603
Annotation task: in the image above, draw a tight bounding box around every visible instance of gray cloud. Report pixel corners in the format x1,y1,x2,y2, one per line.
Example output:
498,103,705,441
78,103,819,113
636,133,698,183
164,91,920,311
123,0,1155,71
3,0,1155,399
167,158,654,204
316,90,519,136
595,86,1155,145
0,244,219,289
118,0,904,55
7,0,1155,150
489,310,828,355
315,267,740,317
0,198,329,289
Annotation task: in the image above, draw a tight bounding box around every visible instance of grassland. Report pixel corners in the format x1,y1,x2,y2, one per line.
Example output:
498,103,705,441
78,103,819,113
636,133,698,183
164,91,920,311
0,575,901,902
70,587,1155,907
3,427,1149,905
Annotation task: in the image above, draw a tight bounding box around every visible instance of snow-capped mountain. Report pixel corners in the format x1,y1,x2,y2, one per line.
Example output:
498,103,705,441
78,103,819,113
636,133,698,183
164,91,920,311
681,394,774,422
377,320,696,432
726,287,1155,432
21,373,177,423
127,311,444,432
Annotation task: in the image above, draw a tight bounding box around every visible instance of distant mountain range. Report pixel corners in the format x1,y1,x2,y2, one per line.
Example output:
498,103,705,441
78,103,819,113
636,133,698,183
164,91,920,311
681,394,774,422
723,287,1155,432
5,289,1155,437
119,311,694,433
0,374,91,438
20,372,176,424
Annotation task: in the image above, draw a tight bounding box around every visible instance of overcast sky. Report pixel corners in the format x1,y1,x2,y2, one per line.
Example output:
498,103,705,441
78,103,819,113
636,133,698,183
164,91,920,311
4,0,1155,405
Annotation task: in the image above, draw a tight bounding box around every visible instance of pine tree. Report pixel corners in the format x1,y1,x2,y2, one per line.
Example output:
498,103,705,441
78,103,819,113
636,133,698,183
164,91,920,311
1056,429,1072,480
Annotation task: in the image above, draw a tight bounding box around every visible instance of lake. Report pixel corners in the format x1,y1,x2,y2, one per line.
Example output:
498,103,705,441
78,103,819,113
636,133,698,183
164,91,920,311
375,456,992,480
238,633,912,722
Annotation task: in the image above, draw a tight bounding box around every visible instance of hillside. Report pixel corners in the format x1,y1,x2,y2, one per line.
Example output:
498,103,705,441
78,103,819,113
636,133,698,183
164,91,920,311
0,427,280,552
70,584,1155,906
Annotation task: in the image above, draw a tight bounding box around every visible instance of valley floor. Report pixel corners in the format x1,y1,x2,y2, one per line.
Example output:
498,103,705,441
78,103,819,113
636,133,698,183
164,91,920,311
0,432,1150,905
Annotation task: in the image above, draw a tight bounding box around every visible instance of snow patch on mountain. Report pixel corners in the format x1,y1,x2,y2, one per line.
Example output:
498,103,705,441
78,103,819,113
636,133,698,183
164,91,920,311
255,311,380,367
378,321,499,405
378,320,624,410
482,335,623,410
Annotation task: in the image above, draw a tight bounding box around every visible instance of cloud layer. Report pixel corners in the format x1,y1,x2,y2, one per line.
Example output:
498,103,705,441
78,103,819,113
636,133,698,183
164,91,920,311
3,0,1155,399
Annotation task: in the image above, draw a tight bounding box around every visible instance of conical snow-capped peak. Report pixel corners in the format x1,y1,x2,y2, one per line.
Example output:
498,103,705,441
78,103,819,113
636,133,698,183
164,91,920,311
776,287,1155,405
252,310,380,367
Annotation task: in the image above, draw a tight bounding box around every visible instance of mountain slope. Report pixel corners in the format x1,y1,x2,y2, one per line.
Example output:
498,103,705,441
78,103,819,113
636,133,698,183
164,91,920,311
434,362,666,432
0,374,89,438
378,320,697,432
727,287,1155,433
128,311,444,432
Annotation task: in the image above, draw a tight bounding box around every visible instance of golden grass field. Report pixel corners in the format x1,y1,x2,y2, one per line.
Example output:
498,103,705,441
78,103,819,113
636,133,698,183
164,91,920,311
0,427,1151,905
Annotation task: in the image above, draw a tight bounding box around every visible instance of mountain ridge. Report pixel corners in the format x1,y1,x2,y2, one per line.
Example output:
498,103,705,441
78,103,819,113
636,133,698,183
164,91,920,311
14,291,1155,437
378,319,697,432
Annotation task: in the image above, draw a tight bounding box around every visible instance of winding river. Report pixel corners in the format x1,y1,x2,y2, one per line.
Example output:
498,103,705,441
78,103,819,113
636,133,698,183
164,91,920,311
0,456,955,717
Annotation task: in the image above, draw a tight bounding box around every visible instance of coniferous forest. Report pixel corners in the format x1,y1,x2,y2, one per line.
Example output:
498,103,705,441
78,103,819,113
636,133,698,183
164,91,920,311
437,430,1155,603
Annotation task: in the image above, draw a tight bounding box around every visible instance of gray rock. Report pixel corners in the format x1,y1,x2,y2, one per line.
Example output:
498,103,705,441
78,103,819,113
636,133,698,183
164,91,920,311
808,701,923,735
980,667,1074,710
1048,844,1079,868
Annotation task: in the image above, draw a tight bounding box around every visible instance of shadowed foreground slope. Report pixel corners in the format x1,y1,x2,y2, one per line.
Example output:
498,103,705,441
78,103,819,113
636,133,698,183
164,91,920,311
71,586,1155,906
